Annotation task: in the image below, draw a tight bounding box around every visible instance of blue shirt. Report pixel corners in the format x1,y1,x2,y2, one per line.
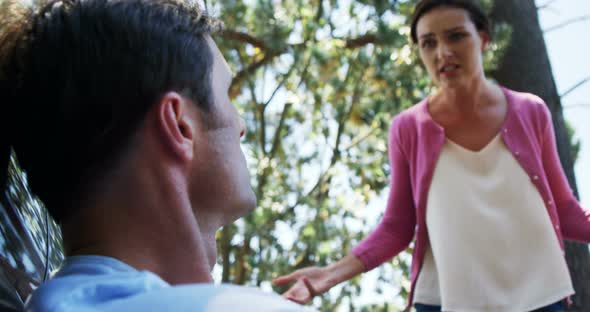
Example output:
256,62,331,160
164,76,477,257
26,255,308,312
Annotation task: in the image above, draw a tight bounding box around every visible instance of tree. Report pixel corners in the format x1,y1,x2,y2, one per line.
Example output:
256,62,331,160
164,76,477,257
490,0,590,310
210,0,508,310
210,0,431,310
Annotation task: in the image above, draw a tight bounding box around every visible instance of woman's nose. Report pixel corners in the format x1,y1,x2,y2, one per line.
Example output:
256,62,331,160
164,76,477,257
436,42,453,60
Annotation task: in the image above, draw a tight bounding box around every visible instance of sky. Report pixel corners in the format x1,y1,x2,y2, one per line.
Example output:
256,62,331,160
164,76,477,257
537,0,590,207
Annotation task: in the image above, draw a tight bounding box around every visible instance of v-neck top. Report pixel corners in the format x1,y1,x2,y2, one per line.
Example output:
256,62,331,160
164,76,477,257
413,135,573,311
351,87,590,310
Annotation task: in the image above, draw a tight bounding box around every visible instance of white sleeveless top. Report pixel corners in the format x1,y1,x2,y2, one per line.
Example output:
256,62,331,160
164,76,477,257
414,135,574,312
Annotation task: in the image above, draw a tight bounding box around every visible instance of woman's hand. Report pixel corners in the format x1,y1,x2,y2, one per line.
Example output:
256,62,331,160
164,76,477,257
272,266,334,304
272,254,365,304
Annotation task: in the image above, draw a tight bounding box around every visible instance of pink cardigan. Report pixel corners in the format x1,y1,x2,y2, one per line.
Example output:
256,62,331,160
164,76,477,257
351,87,590,309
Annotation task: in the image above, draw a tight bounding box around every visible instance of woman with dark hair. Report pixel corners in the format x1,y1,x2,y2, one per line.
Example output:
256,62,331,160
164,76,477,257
274,1,590,311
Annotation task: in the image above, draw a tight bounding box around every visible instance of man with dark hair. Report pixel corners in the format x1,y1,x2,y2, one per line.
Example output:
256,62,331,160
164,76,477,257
0,0,307,310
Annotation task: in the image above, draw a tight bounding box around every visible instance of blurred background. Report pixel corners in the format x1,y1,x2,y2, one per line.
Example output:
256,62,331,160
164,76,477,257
0,0,588,311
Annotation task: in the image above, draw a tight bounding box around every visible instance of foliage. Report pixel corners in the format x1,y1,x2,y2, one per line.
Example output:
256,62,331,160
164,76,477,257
566,121,581,164
211,0,423,310
210,0,513,310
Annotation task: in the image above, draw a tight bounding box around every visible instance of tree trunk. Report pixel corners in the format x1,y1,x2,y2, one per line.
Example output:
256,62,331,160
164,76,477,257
491,1,590,310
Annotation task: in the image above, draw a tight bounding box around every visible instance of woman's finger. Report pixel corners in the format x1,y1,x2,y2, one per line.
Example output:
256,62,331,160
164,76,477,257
284,287,311,305
301,277,317,297
272,272,299,285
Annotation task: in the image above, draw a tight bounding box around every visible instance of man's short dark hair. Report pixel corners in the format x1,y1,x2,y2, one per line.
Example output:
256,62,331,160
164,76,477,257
410,0,491,44
0,0,221,223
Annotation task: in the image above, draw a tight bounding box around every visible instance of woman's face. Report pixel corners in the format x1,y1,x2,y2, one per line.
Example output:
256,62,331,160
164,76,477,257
415,6,489,89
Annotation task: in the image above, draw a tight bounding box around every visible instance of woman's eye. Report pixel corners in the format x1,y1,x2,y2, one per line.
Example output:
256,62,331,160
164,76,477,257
449,32,466,41
421,39,435,49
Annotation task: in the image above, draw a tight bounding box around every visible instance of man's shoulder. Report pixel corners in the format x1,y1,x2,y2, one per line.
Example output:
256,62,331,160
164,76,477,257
25,256,308,311
25,257,168,311
115,284,310,312
199,285,309,311
28,282,308,312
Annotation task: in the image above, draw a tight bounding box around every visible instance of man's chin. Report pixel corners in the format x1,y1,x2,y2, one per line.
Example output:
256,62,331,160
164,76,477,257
223,194,257,225
242,193,257,215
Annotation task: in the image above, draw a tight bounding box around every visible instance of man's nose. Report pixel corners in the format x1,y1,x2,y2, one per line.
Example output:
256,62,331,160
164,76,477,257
239,118,246,138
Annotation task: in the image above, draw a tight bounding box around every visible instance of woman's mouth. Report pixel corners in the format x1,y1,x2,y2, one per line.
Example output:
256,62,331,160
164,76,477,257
439,64,460,76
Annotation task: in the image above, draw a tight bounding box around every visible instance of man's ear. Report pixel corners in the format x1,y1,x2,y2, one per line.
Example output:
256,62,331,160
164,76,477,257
157,92,195,162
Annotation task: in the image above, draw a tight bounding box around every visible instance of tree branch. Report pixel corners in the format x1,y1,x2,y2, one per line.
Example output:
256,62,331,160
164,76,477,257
220,225,233,283
251,54,313,200
257,105,267,156
229,31,382,97
236,51,266,157
544,15,590,33
234,234,251,285
264,62,298,107
219,29,268,50
343,126,379,151
230,48,288,98
560,76,590,99
329,92,356,166
344,33,378,49
283,64,366,214
536,0,559,10
314,0,323,23
269,103,292,159
282,107,354,212
563,103,590,109
256,102,292,196
295,53,313,89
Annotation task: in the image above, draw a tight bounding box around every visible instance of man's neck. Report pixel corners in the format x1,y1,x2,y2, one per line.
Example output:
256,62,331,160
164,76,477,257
62,169,219,285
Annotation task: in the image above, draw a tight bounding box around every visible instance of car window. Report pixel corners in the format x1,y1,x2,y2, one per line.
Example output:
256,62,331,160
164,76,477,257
0,153,64,304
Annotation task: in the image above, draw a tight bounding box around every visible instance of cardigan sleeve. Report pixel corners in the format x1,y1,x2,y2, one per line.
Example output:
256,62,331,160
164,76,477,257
351,118,416,271
540,105,590,243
